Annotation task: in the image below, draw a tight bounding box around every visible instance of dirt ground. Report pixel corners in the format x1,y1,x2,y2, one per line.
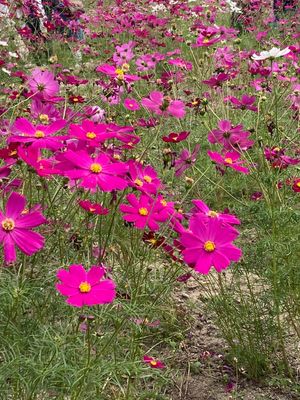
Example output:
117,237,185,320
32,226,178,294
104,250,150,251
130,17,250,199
169,277,299,400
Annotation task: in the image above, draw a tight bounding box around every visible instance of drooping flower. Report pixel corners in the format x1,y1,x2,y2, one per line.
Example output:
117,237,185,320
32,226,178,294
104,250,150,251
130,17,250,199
0,192,46,263
78,200,109,215
207,151,250,174
180,216,242,274
143,355,165,369
175,144,200,176
162,131,190,143
119,193,169,231
56,264,116,307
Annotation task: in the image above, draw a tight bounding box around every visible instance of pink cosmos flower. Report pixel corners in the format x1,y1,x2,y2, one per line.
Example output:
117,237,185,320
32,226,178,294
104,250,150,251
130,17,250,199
120,193,169,231
202,73,231,88
96,64,140,83
175,144,200,176
28,68,60,100
168,58,192,70
56,264,116,307
31,99,61,124
180,216,242,274
10,118,66,150
62,150,129,192
195,33,220,47
143,355,165,369
141,91,185,119
224,95,257,112
124,98,140,111
0,192,46,264
207,151,250,174
208,120,253,151
191,200,240,225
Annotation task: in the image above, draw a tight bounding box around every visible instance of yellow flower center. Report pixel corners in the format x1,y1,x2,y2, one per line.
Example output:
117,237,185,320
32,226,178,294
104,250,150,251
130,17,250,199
35,130,45,138
134,178,143,187
208,210,218,218
150,360,158,366
204,240,216,252
273,147,281,152
161,199,167,207
2,218,15,231
90,163,102,173
79,281,91,293
9,150,17,156
296,182,300,188
39,114,49,123
115,68,124,80
139,207,148,216
86,132,97,139
148,238,157,245
73,98,79,102
224,157,233,164
203,37,210,43
143,175,152,183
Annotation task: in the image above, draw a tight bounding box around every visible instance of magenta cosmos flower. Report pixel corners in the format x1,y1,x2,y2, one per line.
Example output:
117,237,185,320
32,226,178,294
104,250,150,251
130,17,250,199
175,144,200,176
128,161,162,194
180,216,242,274
28,68,60,100
225,95,257,112
208,120,253,151
191,200,240,225
120,193,169,231
56,264,116,307
68,120,116,146
141,91,185,119
62,150,129,192
207,151,250,174
96,64,140,83
0,192,46,263
10,118,66,150
124,98,140,111
143,355,165,369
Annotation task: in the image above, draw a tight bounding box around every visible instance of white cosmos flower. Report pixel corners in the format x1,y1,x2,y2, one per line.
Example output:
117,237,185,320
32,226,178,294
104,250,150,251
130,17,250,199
252,47,290,61
226,0,242,13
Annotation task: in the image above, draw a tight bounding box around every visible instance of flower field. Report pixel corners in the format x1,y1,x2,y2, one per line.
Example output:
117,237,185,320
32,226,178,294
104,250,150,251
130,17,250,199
0,0,299,398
